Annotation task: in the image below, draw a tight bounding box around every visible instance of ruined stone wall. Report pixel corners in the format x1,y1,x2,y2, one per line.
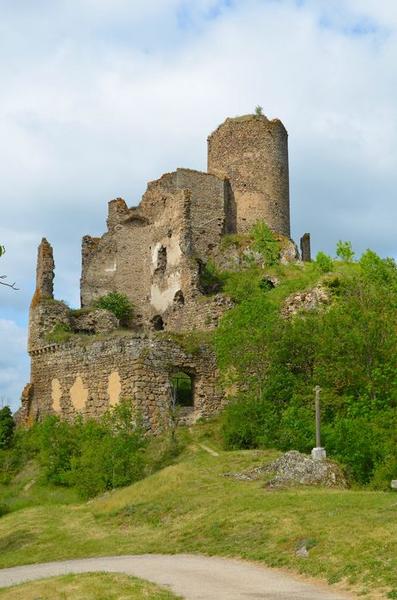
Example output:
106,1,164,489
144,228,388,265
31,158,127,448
80,188,194,325
25,334,223,432
207,114,290,237
175,169,230,256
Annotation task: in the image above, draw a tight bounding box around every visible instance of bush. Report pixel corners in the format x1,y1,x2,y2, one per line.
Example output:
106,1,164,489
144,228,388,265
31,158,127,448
336,240,355,262
251,221,280,266
95,292,133,326
315,251,333,273
222,394,279,450
69,402,147,498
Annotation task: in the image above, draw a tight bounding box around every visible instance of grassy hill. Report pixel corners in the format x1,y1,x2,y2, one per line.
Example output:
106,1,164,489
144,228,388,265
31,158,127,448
0,423,396,599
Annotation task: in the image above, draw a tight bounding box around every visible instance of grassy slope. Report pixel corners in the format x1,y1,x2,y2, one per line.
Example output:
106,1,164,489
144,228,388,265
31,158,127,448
0,425,396,598
0,573,180,599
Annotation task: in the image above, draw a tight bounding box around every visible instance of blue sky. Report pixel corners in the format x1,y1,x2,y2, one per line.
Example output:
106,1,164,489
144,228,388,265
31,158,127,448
1,0,397,409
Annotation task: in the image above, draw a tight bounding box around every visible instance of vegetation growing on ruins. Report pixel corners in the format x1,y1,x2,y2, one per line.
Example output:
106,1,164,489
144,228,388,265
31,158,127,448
95,291,134,325
46,323,73,344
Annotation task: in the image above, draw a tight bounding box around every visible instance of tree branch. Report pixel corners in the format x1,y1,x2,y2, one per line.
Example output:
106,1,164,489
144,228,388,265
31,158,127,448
0,275,19,290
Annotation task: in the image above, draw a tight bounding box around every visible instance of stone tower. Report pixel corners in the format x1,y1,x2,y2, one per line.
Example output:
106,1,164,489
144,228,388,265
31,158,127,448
207,114,290,237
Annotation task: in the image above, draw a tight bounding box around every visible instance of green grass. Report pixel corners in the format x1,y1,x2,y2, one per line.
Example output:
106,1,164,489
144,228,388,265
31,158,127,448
0,423,396,598
0,573,180,599
0,461,80,512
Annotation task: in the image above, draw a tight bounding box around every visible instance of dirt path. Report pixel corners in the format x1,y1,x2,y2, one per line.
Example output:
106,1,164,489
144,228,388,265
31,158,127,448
0,554,354,599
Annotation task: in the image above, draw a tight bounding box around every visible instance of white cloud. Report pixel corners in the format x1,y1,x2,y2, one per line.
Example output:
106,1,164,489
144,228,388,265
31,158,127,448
1,0,397,409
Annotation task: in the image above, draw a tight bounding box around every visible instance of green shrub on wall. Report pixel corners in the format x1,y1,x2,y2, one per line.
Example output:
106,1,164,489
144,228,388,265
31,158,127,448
95,292,133,326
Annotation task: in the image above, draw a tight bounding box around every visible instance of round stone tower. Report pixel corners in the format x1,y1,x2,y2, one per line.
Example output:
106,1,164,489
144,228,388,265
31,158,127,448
207,114,290,237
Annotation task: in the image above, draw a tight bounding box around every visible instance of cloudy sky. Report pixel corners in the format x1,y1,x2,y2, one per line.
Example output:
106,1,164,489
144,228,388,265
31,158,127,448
1,0,396,410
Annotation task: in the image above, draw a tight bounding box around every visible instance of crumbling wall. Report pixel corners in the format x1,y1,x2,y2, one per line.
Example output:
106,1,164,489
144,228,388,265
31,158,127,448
80,188,195,324
175,169,230,256
208,114,290,237
26,334,223,431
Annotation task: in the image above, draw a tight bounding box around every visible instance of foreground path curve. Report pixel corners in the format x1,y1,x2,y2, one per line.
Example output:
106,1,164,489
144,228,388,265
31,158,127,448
0,554,353,599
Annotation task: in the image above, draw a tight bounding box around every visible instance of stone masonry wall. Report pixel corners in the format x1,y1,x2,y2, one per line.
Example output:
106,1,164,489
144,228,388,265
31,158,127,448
207,114,290,237
25,334,223,432
80,188,194,325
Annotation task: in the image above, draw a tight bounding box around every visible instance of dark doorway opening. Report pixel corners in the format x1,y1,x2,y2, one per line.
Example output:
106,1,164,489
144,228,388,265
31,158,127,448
151,315,164,331
170,371,194,407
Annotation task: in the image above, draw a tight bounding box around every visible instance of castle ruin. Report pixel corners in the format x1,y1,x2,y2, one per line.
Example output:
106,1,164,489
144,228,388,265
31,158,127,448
19,114,301,431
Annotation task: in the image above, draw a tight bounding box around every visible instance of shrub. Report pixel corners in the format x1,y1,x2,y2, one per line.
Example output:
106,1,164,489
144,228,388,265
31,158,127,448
222,394,279,450
95,292,133,326
315,251,333,273
336,240,355,262
251,221,280,266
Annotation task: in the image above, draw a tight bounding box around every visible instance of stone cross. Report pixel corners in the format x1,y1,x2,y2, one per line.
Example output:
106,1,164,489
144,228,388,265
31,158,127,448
311,385,326,461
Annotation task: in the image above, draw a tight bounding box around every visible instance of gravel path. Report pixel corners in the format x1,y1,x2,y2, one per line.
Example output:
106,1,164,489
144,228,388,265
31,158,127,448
0,554,353,599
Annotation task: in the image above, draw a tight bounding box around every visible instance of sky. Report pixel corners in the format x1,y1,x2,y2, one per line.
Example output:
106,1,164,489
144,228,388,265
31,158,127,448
1,0,397,410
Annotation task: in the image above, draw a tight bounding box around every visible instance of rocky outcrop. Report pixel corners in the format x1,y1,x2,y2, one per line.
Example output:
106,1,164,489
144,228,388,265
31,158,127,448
70,309,119,335
282,285,329,318
227,450,348,489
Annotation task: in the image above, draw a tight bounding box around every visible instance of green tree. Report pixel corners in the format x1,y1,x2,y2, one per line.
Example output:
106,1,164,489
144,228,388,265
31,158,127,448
0,406,15,449
255,105,264,116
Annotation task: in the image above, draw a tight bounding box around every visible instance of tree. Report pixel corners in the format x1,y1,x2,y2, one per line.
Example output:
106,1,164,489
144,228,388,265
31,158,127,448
336,240,355,262
255,105,264,116
0,245,18,290
0,406,15,449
